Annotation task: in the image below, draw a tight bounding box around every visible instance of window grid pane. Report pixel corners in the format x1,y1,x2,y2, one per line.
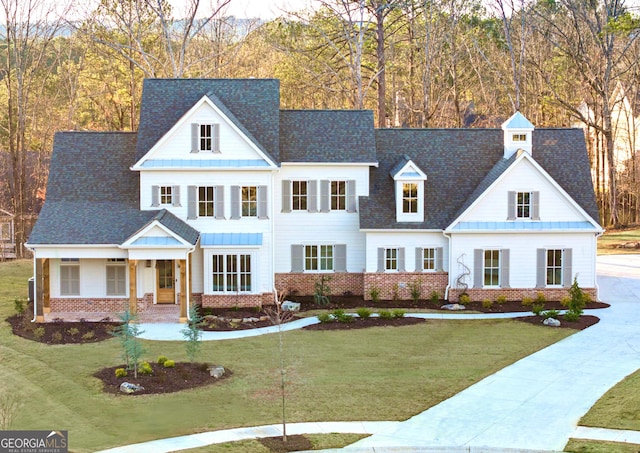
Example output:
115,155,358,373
160,186,172,204
305,245,318,270
483,250,500,286
423,248,435,270
331,181,346,210
60,263,80,296
403,183,418,213
292,181,307,210
198,186,215,217
240,254,251,291
106,262,126,296
385,248,398,271
242,186,257,216
546,249,563,285
516,192,531,218
200,124,212,151
212,255,224,291
320,245,333,270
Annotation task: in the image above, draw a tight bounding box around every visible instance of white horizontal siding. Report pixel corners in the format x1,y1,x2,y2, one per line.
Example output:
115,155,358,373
50,258,128,298
462,158,588,223
449,232,597,288
365,232,448,273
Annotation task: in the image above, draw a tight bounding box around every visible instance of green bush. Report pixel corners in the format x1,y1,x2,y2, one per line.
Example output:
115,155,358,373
369,286,381,303
32,326,45,340
496,295,507,305
139,361,153,375
564,310,581,322
67,327,80,337
115,368,127,378
392,309,406,318
51,331,63,343
535,292,547,305
332,309,354,323
482,299,493,309
521,297,533,307
14,297,26,315
430,291,440,304
378,310,393,319
391,284,400,302
542,309,560,319
81,331,95,341
409,280,422,303
317,313,333,323
532,303,545,316
459,294,470,304
560,296,571,307
356,307,372,319
157,355,168,365
163,360,175,368
314,275,331,306
566,277,587,320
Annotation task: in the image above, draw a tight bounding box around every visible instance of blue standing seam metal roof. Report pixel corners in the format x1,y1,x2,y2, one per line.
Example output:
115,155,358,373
201,233,263,246
130,237,184,246
451,221,596,231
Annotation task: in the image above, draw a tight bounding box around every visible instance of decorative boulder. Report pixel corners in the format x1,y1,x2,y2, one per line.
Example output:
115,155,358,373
282,301,301,312
543,318,561,327
207,365,225,378
119,382,144,394
441,303,466,311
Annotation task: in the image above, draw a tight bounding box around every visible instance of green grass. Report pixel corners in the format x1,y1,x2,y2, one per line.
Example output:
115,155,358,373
0,260,578,452
180,433,368,452
597,227,640,255
565,439,640,452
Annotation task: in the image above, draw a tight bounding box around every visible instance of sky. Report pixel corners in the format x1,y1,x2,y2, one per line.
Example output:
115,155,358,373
206,0,314,19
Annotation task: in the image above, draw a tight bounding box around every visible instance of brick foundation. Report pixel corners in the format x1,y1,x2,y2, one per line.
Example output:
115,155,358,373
200,293,274,308
363,272,449,301
447,287,598,303
275,273,364,297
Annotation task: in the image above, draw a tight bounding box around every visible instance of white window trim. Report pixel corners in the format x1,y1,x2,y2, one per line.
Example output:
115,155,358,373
421,247,436,272
546,249,564,287
292,180,309,211
60,258,80,297
385,247,400,272
516,191,532,219
483,249,501,288
204,249,257,295
106,259,128,297
395,179,424,222
304,244,335,273
198,186,216,217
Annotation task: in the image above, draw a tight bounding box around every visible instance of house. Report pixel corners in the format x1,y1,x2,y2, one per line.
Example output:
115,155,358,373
26,79,602,322
0,208,16,260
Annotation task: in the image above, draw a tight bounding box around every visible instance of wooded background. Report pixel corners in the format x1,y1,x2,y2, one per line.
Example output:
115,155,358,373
1,0,639,257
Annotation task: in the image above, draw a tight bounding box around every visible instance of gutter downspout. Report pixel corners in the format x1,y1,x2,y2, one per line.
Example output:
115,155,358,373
442,230,452,301
271,168,278,305
31,251,37,322
594,230,604,301
186,244,197,321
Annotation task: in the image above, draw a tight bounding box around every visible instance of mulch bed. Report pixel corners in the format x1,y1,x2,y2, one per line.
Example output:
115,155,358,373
93,362,231,395
304,316,426,330
516,314,600,330
6,313,118,344
258,435,313,452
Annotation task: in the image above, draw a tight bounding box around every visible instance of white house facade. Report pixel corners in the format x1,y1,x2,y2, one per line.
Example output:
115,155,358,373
26,79,602,322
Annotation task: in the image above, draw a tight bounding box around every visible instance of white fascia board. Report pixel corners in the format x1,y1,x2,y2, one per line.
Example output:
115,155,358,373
120,220,193,248
360,229,443,233
393,161,427,180
281,162,379,167
445,152,603,232
446,229,602,234
131,95,278,170
134,166,278,172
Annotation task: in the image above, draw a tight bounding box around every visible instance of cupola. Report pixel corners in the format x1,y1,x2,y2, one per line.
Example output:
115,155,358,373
502,112,534,159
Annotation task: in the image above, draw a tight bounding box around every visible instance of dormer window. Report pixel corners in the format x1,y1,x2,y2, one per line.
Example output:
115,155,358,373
191,123,220,153
390,155,427,223
512,133,527,142
502,112,534,158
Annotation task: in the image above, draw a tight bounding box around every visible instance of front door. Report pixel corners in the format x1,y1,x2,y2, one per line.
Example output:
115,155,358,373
156,260,175,304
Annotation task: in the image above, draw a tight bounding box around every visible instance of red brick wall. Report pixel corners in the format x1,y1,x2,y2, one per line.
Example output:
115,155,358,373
447,287,598,303
363,272,449,300
50,293,154,314
275,273,364,297
201,293,274,308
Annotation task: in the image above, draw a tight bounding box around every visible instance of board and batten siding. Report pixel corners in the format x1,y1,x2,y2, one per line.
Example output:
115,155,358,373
147,102,266,161
449,232,597,290
273,165,370,274
461,158,590,223
364,232,448,273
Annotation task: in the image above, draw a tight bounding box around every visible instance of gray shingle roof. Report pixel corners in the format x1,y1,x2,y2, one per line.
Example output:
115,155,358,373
28,132,196,245
136,78,281,163
279,110,376,162
360,128,601,230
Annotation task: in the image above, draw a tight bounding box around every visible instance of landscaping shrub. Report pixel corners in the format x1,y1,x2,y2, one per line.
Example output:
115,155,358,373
392,309,406,318
13,297,26,315
458,294,470,304
542,309,560,320
378,310,393,319
32,327,45,341
564,310,581,322
532,303,545,316
157,355,168,365
139,361,153,375
496,295,507,305
163,360,175,368
566,277,587,321
67,327,79,337
369,286,381,303
115,368,127,378
332,309,354,323
535,292,547,305
392,284,400,302
356,308,372,319
430,291,440,304
409,280,422,303
521,297,533,307
82,331,95,341
51,331,63,343
317,313,332,323
314,275,331,305
482,299,493,309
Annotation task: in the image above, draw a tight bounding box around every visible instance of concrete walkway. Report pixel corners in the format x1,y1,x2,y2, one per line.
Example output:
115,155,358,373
97,255,640,452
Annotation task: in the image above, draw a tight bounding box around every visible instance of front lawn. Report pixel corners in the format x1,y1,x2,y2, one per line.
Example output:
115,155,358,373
0,260,578,452
597,227,640,255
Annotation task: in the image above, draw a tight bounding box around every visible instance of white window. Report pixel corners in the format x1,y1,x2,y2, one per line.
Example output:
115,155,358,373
242,186,257,217
385,248,399,271
106,259,126,296
331,181,346,210
60,258,80,296
200,124,213,151
292,181,307,211
483,250,500,287
402,183,418,214
191,123,220,153
160,186,173,205
305,245,334,271
546,249,563,286
422,248,436,271
211,254,252,292
516,192,531,218
513,133,527,142
199,186,215,217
